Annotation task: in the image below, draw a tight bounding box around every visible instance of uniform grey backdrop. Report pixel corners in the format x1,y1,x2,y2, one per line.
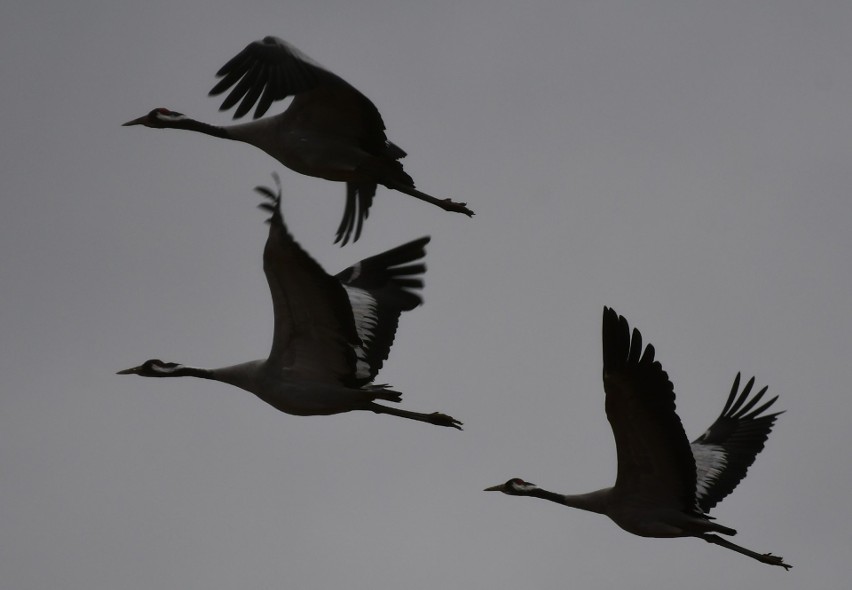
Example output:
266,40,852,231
1,1,849,588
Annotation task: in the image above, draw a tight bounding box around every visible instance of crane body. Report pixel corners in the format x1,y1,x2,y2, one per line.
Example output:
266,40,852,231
123,36,473,244
485,307,789,569
119,176,461,430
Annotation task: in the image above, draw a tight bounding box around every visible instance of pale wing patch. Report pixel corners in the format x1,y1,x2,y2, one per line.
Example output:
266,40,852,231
692,443,727,504
344,286,378,379
346,262,363,282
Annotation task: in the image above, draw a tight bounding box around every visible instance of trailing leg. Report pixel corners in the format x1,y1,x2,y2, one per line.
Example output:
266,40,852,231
368,403,463,430
700,534,791,570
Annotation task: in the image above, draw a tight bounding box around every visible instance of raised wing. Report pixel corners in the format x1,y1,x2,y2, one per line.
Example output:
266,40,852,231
335,236,430,383
691,374,783,512
601,307,698,513
210,36,337,118
209,36,391,146
256,176,359,384
210,36,405,247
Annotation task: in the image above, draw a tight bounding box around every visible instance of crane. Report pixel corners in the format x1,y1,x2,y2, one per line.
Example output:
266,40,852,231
118,174,461,430
485,307,789,569
123,36,473,245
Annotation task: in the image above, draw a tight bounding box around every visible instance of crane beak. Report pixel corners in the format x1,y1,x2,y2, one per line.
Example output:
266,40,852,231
117,365,143,375
483,484,505,492
121,116,146,127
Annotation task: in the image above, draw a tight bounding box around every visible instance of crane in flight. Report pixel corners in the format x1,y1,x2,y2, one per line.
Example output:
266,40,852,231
485,307,789,569
119,175,461,430
123,36,472,245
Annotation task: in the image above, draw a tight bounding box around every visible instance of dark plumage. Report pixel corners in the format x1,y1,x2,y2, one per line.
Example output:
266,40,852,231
123,36,473,244
118,175,461,430
485,307,789,569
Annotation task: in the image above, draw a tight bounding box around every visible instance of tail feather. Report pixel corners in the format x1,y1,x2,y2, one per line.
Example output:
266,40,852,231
366,384,402,403
336,182,376,245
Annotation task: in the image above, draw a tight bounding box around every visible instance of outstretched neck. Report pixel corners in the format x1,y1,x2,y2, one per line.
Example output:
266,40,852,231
169,117,231,139
204,360,267,394
529,487,610,515
164,364,216,379
126,360,267,394
155,361,266,394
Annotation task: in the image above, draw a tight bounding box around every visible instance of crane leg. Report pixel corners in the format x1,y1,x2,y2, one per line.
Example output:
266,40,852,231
386,182,475,217
368,403,463,430
699,534,791,570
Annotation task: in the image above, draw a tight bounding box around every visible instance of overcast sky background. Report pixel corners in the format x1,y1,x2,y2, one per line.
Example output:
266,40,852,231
2,1,850,588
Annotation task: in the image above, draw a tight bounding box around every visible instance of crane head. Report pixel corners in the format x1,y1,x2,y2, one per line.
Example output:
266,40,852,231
122,108,186,128
484,478,538,495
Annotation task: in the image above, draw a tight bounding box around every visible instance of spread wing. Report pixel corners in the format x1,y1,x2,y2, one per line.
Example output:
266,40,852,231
256,177,359,384
601,307,698,513
210,36,406,246
208,35,392,152
691,374,783,512
335,236,429,383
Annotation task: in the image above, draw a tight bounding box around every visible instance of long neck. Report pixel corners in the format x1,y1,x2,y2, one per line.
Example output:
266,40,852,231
171,117,282,157
164,364,215,379
528,487,611,515
167,117,231,139
204,360,267,394
154,113,293,172
161,360,266,395
218,118,282,152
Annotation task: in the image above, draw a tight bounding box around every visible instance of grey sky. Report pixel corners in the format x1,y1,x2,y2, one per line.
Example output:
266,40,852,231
2,1,850,588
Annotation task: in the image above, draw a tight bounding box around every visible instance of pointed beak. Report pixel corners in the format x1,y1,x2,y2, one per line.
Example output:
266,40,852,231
483,484,505,492
122,116,147,127
116,365,143,375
